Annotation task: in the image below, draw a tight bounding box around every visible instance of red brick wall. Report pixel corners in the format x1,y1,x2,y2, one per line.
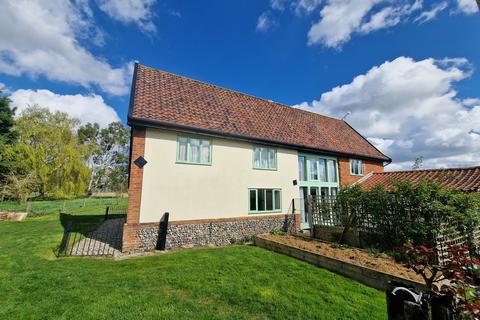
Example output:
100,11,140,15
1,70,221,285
338,157,384,187
123,126,146,252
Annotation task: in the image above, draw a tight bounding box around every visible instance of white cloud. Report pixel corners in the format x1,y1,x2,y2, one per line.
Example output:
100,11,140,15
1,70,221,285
96,0,157,32
414,1,448,24
0,0,131,96
307,0,382,47
256,12,277,32
9,89,120,127
359,6,401,33
456,0,478,14
257,0,322,34
463,98,480,106
294,56,480,169
307,0,423,48
269,0,323,14
360,1,422,33
258,0,475,48
293,0,323,15
270,0,289,11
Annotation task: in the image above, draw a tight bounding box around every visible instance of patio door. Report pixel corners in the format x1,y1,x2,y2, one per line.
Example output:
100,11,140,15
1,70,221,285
299,186,321,229
297,154,339,230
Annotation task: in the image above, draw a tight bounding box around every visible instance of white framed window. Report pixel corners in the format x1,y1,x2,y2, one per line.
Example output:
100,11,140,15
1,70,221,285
176,136,212,165
249,188,281,213
350,159,363,175
253,146,277,170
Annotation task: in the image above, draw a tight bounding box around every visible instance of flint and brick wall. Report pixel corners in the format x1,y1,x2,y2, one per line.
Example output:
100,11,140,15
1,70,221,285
338,157,384,186
124,214,300,253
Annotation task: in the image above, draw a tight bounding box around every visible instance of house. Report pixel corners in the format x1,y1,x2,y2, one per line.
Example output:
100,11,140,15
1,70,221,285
122,63,391,252
357,166,480,192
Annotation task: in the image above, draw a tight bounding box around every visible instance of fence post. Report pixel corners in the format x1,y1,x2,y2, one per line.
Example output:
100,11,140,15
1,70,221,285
57,221,72,257
105,206,109,221
156,212,169,251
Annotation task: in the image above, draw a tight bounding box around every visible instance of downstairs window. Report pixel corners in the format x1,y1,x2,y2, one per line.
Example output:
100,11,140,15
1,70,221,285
249,189,281,213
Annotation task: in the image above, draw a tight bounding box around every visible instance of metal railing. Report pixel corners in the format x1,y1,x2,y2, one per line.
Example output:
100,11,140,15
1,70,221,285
104,204,127,220
57,218,125,257
56,206,126,257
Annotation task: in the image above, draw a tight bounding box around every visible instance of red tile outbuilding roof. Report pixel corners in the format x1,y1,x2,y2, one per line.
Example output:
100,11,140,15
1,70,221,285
128,63,390,162
358,167,480,192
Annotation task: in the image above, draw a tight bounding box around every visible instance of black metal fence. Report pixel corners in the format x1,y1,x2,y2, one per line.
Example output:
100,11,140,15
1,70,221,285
104,204,128,220
56,205,126,257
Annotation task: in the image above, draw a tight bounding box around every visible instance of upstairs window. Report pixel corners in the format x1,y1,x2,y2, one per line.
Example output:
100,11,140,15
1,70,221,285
177,136,212,165
327,159,338,182
253,146,277,170
298,156,306,181
350,159,363,175
305,158,330,182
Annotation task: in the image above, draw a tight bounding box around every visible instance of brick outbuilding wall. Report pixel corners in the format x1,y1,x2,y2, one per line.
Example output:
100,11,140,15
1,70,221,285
338,157,384,186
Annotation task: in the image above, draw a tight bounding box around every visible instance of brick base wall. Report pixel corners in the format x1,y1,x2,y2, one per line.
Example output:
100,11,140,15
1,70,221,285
122,214,301,253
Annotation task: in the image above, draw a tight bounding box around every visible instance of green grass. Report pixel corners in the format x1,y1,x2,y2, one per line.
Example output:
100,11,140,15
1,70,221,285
0,209,387,319
0,197,128,217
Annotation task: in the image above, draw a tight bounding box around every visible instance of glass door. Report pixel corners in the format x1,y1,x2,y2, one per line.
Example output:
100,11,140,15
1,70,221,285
298,154,339,230
299,187,308,229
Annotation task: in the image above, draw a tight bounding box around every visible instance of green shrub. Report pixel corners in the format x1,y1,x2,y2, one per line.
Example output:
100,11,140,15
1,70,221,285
337,180,480,252
270,228,286,236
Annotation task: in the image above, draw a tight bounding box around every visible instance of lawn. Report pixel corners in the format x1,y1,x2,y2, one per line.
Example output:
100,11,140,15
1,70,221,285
0,197,128,217
0,202,387,320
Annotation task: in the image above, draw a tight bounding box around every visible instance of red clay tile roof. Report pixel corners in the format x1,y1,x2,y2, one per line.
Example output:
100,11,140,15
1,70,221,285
128,63,390,162
359,167,480,192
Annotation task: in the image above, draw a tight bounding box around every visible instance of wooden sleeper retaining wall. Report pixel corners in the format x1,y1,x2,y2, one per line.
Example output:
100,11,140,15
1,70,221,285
254,235,424,291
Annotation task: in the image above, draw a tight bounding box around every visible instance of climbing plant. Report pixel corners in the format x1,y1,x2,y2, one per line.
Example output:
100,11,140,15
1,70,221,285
337,181,480,252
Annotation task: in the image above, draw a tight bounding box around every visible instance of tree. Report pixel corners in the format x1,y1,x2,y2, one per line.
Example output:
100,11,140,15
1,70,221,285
78,121,129,194
3,106,91,199
0,93,18,182
0,171,37,203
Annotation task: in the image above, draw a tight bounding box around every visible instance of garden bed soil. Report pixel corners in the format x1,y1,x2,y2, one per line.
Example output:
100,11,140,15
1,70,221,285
262,234,424,283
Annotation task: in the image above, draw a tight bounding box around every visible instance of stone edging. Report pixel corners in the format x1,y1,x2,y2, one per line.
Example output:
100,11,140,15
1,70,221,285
254,235,424,291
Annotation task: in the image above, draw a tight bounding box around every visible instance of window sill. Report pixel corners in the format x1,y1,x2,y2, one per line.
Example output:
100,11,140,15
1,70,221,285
175,161,212,166
248,210,282,215
350,173,364,176
298,179,338,183
252,167,277,171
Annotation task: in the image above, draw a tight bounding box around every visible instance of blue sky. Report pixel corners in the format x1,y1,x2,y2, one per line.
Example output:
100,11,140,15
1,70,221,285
0,0,479,169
